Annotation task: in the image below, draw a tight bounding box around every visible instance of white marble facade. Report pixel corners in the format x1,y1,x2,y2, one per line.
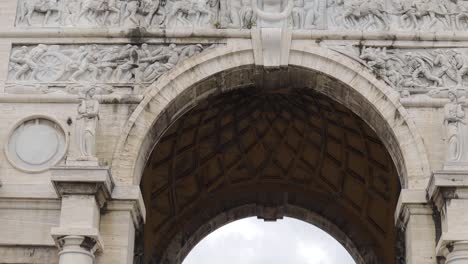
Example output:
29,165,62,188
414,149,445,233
3,0,468,263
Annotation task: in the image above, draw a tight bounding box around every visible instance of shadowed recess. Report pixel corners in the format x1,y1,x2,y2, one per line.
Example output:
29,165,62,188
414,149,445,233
140,87,400,264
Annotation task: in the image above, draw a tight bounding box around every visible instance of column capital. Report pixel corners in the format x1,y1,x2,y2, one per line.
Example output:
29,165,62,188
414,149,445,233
50,165,114,208
51,227,104,252
55,235,99,264
438,241,468,263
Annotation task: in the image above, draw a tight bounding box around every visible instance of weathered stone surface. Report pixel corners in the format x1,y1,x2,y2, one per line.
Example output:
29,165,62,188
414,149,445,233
3,0,468,263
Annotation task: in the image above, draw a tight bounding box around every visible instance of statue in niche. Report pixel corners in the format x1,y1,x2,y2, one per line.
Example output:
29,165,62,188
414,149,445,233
444,90,468,163
227,0,256,28
76,86,100,160
17,0,61,26
251,0,295,27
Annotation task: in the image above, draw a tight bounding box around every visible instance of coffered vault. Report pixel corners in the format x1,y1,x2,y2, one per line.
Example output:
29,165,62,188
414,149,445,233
140,87,400,264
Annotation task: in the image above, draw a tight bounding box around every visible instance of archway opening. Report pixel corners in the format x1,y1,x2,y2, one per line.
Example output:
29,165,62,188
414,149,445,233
138,82,401,264
183,216,356,264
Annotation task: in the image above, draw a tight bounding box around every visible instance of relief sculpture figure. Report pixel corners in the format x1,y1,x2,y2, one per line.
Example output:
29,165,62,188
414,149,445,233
432,49,459,86
444,90,468,162
140,44,180,82
227,0,256,28
342,0,389,30
405,52,442,87
8,43,211,84
77,0,120,25
17,0,61,26
166,0,214,27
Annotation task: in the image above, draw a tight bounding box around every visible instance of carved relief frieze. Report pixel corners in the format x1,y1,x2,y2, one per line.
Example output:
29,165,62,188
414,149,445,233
7,43,215,93
16,0,220,28
330,45,468,95
19,0,468,31
16,0,331,29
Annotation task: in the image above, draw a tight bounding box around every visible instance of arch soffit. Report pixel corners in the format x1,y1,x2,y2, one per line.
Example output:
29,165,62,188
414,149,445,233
111,42,431,189
166,204,367,264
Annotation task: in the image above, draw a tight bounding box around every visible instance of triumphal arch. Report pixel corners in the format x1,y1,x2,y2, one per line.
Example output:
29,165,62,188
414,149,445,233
3,0,468,263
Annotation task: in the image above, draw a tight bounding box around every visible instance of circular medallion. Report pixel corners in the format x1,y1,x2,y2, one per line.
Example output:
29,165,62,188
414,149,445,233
6,117,67,172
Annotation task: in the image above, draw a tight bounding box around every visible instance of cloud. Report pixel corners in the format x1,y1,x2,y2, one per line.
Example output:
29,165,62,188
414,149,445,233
183,217,356,264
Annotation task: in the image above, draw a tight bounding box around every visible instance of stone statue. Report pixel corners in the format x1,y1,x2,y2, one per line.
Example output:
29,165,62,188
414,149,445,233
76,86,100,160
444,90,467,162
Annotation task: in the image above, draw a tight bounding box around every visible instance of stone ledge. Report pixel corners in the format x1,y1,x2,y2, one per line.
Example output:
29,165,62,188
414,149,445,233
394,189,430,227
3,28,468,42
50,166,114,208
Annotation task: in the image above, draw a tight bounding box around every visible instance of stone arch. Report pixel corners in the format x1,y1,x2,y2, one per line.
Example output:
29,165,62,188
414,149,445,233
111,42,431,189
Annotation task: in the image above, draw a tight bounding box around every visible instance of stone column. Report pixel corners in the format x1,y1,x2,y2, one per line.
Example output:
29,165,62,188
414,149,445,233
395,189,437,264
429,171,468,264
442,241,468,264
50,165,113,264
57,236,98,264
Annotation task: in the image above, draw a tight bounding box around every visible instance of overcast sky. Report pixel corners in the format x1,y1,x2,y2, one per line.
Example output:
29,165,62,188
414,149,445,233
183,217,356,264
